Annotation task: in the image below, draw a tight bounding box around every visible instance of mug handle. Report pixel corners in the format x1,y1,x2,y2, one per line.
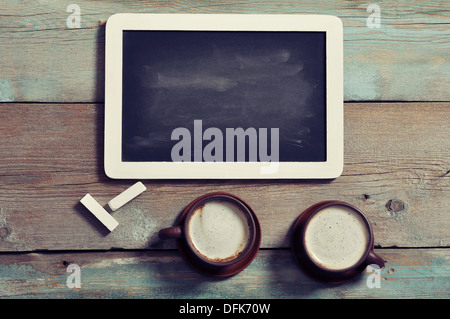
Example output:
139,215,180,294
159,226,184,239
365,250,385,268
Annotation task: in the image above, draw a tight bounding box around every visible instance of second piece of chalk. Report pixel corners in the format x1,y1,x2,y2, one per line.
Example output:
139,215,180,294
107,181,147,211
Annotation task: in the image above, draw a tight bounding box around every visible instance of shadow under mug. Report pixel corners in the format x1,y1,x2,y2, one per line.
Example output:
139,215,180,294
159,192,261,277
292,200,385,283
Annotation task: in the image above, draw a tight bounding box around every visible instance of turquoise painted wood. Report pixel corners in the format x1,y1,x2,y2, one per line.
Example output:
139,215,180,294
0,0,448,102
0,250,448,298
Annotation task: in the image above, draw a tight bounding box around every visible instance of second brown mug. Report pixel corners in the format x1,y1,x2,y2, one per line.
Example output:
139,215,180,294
292,200,385,283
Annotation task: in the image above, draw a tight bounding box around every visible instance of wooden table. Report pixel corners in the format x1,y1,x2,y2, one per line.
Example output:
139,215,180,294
0,1,448,300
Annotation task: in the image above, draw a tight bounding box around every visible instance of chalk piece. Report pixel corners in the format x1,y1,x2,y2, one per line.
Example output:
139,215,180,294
80,194,119,232
107,182,147,211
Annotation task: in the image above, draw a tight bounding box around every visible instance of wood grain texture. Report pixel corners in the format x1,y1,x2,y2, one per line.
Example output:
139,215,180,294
0,0,448,102
0,249,448,298
0,102,448,252
1,0,448,301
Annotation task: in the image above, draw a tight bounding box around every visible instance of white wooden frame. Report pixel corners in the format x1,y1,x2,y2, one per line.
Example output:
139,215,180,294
104,14,343,179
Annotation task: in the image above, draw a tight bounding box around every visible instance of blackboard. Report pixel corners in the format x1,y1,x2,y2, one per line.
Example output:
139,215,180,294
121,30,326,163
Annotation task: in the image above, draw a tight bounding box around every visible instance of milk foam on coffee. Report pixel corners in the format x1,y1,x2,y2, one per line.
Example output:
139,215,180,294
188,200,250,262
304,205,369,270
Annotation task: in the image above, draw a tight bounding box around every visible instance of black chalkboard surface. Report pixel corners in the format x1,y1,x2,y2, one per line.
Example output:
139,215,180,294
121,30,326,163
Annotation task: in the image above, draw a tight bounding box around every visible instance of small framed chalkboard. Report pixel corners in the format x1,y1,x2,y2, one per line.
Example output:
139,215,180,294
104,14,343,179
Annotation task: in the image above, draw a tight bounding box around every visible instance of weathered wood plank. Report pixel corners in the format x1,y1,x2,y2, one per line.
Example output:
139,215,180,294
0,249,448,298
0,102,448,251
0,1,448,102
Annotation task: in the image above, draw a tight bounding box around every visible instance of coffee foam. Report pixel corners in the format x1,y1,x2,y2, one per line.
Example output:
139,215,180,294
304,205,369,270
188,200,250,262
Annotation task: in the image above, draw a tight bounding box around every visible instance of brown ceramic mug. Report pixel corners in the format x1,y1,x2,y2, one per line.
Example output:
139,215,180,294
159,192,261,276
292,200,385,283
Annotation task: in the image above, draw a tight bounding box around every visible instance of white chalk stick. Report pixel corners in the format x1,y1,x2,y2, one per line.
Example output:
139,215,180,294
107,182,147,211
80,194,119,232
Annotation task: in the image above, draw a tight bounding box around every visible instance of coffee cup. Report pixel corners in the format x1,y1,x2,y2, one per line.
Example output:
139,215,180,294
292,200,385,283
159,192,261,276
